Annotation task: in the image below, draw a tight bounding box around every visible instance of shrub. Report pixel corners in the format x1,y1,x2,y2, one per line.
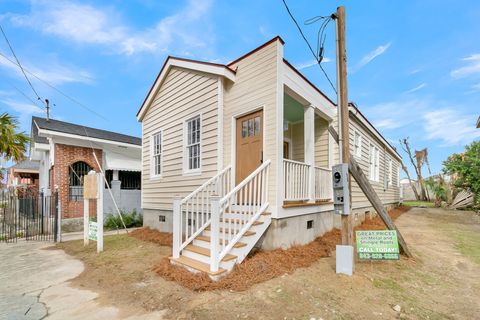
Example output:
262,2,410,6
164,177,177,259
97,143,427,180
104,209,143,230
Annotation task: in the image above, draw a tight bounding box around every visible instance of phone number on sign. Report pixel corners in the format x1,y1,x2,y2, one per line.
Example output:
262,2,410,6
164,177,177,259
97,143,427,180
358,252,399,260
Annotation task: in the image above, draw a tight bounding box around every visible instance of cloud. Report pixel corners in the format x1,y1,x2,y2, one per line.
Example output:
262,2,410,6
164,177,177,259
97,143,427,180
352,42,391,72
405,83,427,94
423,109,480,146
450,54,480,78
8,0,215,56
2,99,43,115
295,58,331,70
366,98,431,130
0,53,94,85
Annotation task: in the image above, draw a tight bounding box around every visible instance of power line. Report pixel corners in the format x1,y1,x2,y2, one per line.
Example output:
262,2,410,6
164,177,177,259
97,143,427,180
8,82,45,110
0,51,107,121
281,0,337,94
0,24,44,103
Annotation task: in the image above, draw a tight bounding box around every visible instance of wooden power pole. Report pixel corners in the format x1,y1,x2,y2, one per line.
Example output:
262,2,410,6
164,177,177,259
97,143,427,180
335,6,354,246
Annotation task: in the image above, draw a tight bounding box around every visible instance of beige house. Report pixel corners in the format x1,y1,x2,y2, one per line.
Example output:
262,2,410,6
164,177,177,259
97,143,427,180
137,37,402,277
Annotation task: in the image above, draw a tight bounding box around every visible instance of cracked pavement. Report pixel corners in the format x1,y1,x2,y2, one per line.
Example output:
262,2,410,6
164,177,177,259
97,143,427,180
0,241,83,319
0,240,165,319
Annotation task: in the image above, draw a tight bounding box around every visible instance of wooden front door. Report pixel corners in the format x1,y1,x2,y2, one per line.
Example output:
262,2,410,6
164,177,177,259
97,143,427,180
236,110,263,184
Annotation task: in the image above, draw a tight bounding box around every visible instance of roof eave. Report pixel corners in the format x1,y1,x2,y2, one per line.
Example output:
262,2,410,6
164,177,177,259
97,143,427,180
136,57,236,122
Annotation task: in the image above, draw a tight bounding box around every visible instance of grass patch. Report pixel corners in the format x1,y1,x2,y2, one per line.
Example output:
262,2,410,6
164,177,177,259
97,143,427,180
403,201,435,207
373,278,403,291
451,229,480,265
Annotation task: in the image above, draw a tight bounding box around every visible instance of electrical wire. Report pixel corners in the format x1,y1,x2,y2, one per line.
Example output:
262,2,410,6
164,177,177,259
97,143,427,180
8,82,45,110
281,0,337,94
0,51,107,121
0,24,44,103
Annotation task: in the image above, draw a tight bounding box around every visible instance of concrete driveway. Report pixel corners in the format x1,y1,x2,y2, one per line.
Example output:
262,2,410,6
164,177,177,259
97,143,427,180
0,241,164,319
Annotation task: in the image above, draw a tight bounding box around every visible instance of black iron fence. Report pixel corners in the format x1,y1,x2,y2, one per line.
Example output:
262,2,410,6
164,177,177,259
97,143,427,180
0,188,59,243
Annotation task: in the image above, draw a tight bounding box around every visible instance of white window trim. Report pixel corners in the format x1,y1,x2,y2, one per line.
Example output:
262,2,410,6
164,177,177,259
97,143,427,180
353,130,362,159
150,130,163,179
397,165,401,187
388,158,393,187
183,113,202,176
369,143,380,182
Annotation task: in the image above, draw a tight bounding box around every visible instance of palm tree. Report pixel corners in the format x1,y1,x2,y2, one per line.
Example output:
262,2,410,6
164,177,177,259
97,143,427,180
0,113,30,162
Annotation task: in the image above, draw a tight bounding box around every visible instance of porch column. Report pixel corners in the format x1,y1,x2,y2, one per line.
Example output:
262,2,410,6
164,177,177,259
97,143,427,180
304,105,315,203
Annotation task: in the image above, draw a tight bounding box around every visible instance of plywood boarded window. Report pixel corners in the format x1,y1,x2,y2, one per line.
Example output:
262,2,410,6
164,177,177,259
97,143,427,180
185,115,201,173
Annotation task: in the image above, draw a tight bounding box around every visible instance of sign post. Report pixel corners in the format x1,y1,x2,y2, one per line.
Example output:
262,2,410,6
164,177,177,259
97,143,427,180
83,170,103,252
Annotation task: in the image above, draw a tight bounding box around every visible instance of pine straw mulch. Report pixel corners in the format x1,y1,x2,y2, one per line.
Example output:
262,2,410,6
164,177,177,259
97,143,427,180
136,205,411,292
130,227,173,247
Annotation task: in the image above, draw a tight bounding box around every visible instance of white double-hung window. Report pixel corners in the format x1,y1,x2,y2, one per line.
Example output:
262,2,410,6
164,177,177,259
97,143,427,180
184,115,201,173
369,144,380,182
353,130,362,158
151,131,162,177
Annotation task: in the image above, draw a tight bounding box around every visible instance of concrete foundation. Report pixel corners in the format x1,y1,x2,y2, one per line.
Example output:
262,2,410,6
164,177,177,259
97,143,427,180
143,209,173,233
61,217,83,233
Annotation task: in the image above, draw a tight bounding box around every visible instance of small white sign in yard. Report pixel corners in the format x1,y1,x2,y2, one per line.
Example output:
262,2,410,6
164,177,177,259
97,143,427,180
88,221,97,241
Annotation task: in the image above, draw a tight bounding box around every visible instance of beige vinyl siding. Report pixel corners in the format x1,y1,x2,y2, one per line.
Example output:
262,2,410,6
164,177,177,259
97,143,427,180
291,122,304,162
330,113,400,210
142,67,219,210
283,115,329,167
314,115,329,168
223,40,280,204
347,117,401,209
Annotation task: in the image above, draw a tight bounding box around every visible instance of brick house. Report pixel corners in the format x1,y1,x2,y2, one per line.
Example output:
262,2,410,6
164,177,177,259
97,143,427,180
30,116,142,231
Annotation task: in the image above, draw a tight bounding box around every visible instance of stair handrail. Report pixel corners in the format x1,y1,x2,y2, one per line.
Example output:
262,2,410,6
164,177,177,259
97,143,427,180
209,160,271,272
172,165,232,258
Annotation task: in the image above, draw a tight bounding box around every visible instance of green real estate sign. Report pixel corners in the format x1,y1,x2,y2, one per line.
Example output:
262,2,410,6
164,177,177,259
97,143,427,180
356,230,400,260
88,221,98,242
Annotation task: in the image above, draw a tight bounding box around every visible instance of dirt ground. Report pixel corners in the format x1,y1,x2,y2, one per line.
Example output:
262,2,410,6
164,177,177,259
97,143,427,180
56,207,480,319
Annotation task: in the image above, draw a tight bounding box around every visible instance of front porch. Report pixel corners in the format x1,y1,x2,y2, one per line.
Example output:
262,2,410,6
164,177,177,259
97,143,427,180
281,89,333,208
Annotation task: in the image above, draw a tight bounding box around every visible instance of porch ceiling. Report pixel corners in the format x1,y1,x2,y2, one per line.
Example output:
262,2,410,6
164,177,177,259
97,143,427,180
284,93,304,122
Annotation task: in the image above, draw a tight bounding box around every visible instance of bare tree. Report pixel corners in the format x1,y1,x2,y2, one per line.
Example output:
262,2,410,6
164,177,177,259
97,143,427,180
399,138,428,201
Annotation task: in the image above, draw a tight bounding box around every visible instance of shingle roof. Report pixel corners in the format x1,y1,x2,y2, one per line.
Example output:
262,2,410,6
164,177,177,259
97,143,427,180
32,116,141,146
9,159,40,171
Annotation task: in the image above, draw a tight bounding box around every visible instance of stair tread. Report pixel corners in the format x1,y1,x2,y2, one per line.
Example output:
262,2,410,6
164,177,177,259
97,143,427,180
169,256,226,275
221,218,264,226
205,226,256,236
196,235,247,248
185,244,237,261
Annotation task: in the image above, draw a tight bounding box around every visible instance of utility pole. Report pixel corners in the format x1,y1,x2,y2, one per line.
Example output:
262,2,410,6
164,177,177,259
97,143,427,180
335,6,354,246
45,98,50,121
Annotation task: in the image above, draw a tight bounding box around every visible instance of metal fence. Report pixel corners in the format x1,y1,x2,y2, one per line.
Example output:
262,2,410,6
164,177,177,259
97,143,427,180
0,188,59,243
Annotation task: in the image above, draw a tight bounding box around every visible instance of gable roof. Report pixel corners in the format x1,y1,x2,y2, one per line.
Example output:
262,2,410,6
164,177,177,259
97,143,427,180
32,116,141,146
348,103,402,160
9,159,40,171
136,56,236,121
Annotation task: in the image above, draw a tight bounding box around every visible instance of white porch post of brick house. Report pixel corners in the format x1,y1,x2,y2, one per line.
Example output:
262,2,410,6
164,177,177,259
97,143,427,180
304,105,315,203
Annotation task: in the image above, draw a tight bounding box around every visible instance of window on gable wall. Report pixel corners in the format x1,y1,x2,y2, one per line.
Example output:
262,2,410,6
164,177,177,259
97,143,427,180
185,115,201,172
388,159,393,187
369,144,380,182
152,131,162,176
354,131,362,158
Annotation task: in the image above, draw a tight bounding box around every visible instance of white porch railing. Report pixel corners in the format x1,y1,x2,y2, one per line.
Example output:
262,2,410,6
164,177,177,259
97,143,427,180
172,166,232,258
283,159,310,201
314,166,333,201
209,160,271,272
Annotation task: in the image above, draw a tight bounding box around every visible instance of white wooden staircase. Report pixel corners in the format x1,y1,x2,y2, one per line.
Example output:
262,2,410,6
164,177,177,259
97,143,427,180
169,160,271,279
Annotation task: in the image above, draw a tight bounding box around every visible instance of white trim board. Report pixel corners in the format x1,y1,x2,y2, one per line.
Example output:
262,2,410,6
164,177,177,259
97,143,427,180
137,58,236,121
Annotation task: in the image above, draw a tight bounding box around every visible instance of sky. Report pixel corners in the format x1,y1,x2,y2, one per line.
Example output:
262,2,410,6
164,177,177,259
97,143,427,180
0,0,479,177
